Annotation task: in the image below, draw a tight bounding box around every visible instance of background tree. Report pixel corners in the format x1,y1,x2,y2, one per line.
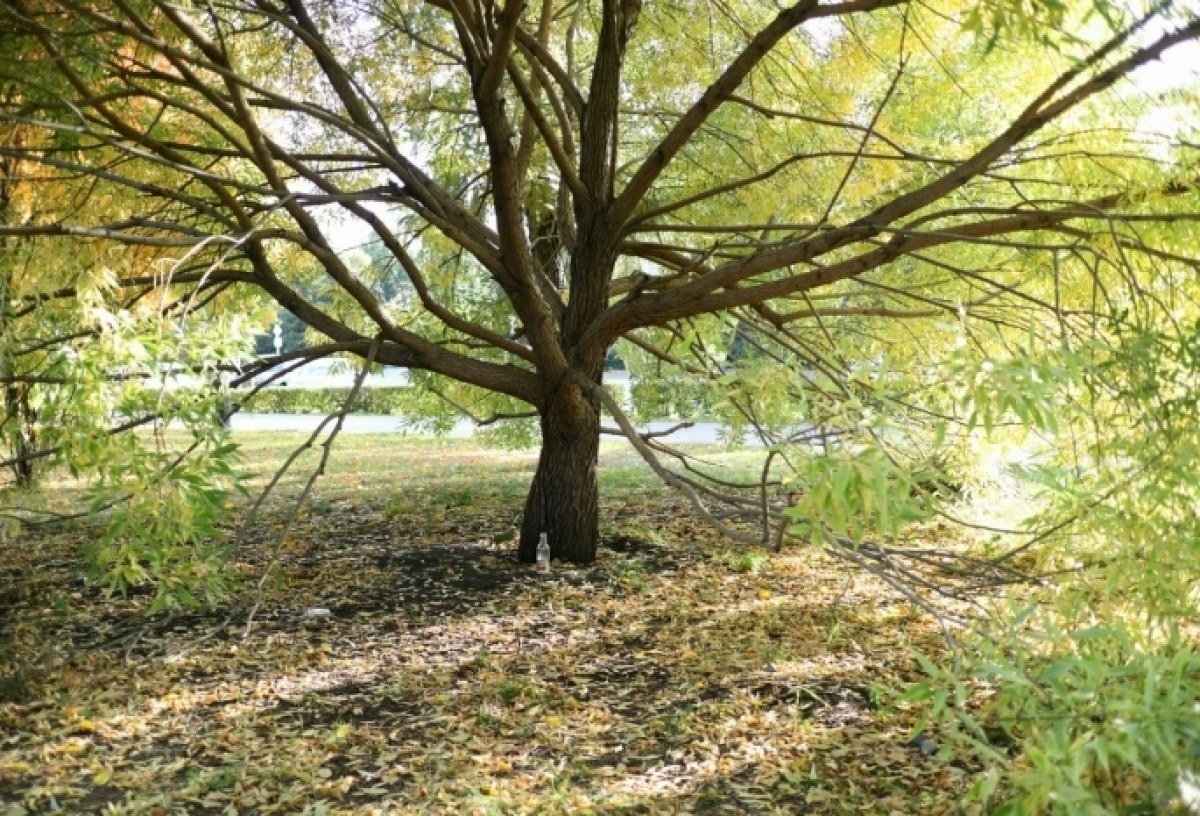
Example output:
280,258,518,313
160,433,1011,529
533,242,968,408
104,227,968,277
0,104,36,485
0,0,1197,567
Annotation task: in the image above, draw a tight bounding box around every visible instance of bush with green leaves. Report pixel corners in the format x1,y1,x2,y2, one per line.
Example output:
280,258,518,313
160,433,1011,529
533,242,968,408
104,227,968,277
900,315,1200,815
786,442,935,546
14,294,257,611
243,385,412,416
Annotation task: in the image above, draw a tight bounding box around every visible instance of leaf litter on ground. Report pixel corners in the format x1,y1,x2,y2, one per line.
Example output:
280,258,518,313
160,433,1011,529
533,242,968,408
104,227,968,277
0,435,977,814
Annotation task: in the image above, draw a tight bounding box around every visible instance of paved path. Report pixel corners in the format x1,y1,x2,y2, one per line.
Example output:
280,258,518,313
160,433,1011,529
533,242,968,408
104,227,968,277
230,413,760,445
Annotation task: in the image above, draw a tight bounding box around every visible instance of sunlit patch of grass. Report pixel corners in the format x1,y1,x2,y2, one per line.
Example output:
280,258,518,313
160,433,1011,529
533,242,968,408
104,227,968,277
719,549,773,574
597,465,662,496
614,559,651,593
493,679,525,704
189,764,241,792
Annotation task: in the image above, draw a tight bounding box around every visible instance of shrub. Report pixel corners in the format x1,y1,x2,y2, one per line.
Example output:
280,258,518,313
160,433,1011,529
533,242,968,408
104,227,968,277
237,385,412,415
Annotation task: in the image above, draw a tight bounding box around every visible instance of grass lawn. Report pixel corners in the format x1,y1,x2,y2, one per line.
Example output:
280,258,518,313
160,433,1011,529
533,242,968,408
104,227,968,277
0,433,968,814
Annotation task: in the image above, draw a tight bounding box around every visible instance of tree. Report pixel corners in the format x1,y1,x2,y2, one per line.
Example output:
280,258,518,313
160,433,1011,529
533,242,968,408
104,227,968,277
0,106,36,486
1,0,1198,563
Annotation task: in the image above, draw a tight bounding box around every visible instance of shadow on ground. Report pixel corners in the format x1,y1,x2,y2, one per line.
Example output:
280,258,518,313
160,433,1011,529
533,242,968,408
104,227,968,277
0,493,969,814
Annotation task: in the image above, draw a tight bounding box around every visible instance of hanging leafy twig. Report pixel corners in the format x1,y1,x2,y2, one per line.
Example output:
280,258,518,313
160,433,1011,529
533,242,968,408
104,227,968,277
240,335,383,639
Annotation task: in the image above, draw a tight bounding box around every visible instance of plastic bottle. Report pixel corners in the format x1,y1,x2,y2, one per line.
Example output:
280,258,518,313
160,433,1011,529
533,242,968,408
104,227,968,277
536,533,550,574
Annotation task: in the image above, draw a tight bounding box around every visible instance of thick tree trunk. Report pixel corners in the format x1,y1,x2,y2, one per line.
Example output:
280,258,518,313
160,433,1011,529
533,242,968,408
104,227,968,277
0,266,35,487
518,373,602,564
2,383,35,487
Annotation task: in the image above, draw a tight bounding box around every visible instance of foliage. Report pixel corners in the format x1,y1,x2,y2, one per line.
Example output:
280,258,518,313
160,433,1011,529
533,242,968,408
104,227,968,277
0,29,265,607
904,311,1200,814
85,446,244,613
916,620,1200,815
245,385,414,417
625,372,720,424
4,276,258,609
786,441,935,546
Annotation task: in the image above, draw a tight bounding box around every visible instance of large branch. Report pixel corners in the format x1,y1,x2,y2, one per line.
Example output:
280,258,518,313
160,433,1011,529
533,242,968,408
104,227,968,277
591,192,1198,345
584,15,1200,342
577,0,641,208
513,24,584,117
610,0,909,225
506,61,586,201
859,12,1200,231
276,0,390,138
439,0,567,376
118,1,549,402
67,0,502,263
245,269,542,404
477,0,527,102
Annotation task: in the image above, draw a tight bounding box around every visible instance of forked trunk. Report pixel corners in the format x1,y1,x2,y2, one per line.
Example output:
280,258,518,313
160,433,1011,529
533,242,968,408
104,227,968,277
519,374,602,564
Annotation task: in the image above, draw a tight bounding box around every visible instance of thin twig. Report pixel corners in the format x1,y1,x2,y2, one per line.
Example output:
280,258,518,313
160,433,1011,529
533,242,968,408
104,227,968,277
240,335,382,639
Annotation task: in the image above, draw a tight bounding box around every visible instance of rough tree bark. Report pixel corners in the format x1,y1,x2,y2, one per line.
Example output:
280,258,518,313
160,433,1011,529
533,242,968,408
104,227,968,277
3,382,35,487
512,0,641,565
518,371,603,563
516,233,615,564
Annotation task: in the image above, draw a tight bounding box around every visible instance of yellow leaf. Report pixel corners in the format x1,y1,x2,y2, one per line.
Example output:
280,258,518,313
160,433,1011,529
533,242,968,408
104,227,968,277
758,589,772,600
93,768,112,785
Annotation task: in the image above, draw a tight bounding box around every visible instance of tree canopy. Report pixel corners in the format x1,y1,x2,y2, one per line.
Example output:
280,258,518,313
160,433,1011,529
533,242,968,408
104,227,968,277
3,0,1197,563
